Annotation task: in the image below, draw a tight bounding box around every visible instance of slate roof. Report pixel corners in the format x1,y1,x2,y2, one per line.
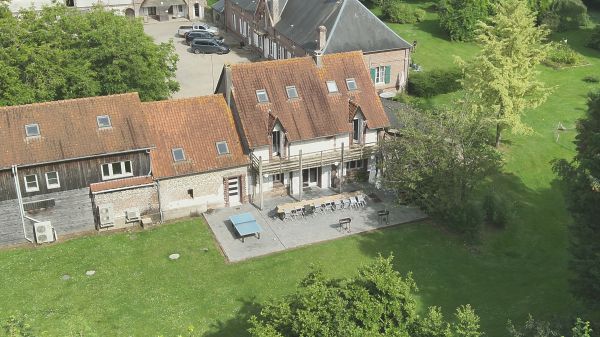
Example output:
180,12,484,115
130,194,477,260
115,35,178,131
212,0,225,13
0,93,153,170
90,176,154,194
267,0,412,53
230,0,259,12
142,95,248,179
227,51,390,149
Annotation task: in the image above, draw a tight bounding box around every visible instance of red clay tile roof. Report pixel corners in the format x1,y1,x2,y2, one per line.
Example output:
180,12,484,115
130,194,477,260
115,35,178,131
228,51,390,149
0,93,153,169
142,95,248,179
90,176,154,193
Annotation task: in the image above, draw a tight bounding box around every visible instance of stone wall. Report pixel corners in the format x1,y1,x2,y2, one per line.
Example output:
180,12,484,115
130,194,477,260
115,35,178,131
363,49,410,93
158,166,248,221
92,184,160,229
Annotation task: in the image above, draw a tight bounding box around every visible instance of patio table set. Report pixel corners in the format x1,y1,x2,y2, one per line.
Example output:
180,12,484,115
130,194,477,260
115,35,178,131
275,190,368,221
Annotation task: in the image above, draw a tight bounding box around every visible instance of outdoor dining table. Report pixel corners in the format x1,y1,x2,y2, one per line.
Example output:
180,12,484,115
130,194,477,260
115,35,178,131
275,190,365,218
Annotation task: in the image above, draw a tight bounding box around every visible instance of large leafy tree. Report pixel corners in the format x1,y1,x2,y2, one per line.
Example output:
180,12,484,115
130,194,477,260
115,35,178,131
553,91,600,309
248,255,483,337
439,0,490,41
383,105,501,239
0,4,178,106
460,0,551,147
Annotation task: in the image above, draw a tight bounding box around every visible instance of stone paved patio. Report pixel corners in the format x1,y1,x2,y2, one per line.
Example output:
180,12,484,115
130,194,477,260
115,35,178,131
204,185,427,262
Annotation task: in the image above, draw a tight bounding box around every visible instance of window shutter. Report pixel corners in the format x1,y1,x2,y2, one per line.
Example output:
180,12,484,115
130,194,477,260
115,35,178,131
384,65,391,84
370,68,376,83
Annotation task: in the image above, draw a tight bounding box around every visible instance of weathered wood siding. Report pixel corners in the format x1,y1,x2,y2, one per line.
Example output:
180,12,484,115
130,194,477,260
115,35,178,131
0,188,95,246
0,151,150,202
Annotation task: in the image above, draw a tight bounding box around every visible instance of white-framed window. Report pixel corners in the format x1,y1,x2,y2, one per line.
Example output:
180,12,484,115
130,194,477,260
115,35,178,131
24,174,39,192
256,89,269,103
286,85,298,99
375,66,386,85
346,160,364,170
172,148,185,162
216,141,229,155
326,80,338,93
25,124,40,137
101,161,133,180
45,171,60,189
97,115,111,128
353,117,362,143
346,78,358,91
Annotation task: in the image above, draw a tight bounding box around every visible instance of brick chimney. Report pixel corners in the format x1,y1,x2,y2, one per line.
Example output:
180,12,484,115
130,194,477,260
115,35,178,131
318,25,327,51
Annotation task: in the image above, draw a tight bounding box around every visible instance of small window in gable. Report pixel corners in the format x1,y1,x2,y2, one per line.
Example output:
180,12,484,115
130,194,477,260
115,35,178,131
216,141,229,155
286,85,298,99
97,115,112,128
24,174,39,192
326,80,338,93
172,148,185,162
25,124,40,137
256,89,269,103
346,78,358,91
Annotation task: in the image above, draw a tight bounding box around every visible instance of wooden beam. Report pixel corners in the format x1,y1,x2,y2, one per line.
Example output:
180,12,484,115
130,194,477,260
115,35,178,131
298,149,303,200
258,156,263,210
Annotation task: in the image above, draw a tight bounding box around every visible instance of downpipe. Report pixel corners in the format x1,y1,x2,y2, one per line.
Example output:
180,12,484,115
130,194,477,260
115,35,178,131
11,165,33,243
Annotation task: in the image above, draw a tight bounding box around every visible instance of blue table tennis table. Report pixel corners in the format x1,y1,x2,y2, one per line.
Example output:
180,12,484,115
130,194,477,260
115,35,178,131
229,212,262,242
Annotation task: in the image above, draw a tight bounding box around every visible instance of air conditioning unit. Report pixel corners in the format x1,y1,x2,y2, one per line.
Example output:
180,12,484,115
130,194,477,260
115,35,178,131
98,204,114,228
34,221,56,244
126,208,141,222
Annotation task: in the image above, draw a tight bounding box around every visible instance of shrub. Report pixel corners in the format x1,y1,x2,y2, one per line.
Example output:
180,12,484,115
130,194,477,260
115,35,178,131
445,202,483,244
543,0,590,31
583,75,600,83
543,41,585,68
586,26,600,51
439,0,490,41
482,192,513,228
407,68,462,97
383,2,426,24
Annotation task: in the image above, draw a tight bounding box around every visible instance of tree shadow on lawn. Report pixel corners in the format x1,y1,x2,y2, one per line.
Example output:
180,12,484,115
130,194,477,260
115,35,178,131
414,18,449,40
550,28,600,60
352,172,578,335
204,298,260,337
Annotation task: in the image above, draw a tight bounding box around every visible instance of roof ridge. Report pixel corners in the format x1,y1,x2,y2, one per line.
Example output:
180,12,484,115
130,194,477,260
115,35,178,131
141,94,223,105
321,0,347,52
0,92,140,112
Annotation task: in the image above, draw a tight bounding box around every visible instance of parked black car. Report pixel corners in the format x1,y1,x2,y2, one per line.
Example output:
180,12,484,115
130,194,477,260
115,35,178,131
190,39,230,54
185,31,224,45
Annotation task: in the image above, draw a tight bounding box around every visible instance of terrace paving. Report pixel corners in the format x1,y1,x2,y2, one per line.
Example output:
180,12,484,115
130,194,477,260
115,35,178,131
204,185,427,262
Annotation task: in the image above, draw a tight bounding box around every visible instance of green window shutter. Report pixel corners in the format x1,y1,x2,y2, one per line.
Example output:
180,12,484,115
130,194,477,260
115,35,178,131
370,68,376,83
384,65,391,84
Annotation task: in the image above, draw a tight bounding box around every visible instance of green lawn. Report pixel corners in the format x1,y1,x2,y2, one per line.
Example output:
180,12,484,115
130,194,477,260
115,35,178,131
1,5,600,337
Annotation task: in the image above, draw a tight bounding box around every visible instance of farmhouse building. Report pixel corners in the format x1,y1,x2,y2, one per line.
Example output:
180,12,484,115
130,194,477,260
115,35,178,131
223,0,412,92
215,51,390,208
0,93,155,245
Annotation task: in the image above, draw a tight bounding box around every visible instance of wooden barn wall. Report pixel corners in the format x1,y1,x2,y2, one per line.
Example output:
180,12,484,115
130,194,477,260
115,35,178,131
0,152,151,202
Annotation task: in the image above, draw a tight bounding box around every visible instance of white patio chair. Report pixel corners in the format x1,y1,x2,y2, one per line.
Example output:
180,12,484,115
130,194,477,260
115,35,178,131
348,198,358,209
356,195,367,207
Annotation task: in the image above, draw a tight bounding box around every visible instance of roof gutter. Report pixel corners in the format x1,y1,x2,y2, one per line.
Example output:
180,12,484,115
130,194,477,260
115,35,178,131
0,147,155,171
91,182,155,195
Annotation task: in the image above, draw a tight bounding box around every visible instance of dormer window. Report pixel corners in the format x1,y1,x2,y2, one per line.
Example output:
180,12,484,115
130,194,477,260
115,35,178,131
172,148,185,162
97,115,112,128
25,124,40,137
256,89,269,103
286,86,298,99
346,78,358,91
216,141,229,155
326,80,338,93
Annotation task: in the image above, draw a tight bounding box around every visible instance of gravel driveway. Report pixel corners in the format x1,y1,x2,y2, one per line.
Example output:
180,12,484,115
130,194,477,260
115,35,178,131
144,20,257,98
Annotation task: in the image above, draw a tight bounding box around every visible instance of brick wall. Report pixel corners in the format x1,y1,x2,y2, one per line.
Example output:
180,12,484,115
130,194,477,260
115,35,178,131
158,166,248,220
363,49,410,93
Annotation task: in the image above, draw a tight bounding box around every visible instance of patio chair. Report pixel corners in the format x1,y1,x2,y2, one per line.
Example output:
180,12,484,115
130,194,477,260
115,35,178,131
356,195,367,207
349,198,358,209
290,208,299,220
296,207,306,219
342,198,352,209
333,199,344,211
303,204,315,217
